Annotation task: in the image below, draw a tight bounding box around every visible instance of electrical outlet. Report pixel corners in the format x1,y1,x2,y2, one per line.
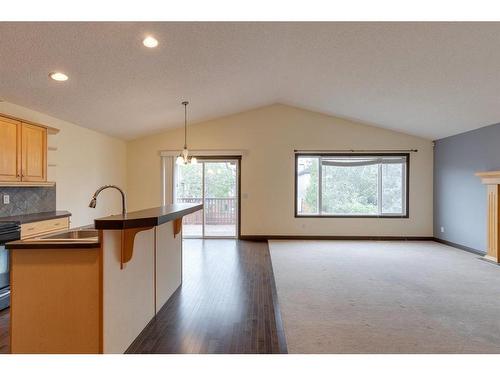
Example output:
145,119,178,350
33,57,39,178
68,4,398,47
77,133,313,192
3,194,10,205
440,226,445,233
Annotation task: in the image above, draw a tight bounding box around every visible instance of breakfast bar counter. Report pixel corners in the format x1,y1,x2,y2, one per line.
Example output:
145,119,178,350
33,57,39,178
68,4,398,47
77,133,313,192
7,203,203,353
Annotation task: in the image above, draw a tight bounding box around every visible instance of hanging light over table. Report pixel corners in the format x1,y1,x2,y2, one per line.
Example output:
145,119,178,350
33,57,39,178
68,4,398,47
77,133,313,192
176,101,197,165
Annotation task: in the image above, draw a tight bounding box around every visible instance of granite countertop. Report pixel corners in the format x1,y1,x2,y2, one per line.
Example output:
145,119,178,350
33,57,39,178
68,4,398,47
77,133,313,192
94,203,203,230
0,210,71,224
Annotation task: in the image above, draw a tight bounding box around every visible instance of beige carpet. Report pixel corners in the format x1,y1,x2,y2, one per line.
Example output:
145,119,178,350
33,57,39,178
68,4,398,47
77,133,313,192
269,240,500,353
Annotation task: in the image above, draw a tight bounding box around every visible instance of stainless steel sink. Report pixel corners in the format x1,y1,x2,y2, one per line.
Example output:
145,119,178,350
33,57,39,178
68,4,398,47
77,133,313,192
45,230,98,240
26,229,98,242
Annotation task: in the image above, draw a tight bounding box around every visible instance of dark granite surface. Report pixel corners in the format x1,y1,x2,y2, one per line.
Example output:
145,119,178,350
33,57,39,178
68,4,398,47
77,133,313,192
0,187,56,217
0,210,71,224
94,203,203,230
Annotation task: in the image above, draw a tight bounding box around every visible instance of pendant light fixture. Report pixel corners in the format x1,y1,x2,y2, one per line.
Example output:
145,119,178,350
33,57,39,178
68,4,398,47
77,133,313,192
176,101,197,165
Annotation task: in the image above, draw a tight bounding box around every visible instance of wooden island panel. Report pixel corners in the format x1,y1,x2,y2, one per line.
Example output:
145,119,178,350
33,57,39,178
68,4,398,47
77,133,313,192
10,248,100,353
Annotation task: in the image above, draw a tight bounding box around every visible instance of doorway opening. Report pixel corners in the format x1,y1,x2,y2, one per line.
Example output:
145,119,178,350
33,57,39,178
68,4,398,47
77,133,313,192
174,157,240,239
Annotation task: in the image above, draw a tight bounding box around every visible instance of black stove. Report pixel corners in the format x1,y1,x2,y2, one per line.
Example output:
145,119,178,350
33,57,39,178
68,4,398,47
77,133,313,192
0,220,20,310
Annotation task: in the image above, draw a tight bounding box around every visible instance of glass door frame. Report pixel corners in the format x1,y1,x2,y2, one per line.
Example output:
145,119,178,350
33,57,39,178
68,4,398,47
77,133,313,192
173,155,241,239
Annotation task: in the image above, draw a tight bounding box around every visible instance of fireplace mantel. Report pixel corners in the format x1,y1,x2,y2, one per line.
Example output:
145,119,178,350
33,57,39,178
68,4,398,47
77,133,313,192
476,170,500,263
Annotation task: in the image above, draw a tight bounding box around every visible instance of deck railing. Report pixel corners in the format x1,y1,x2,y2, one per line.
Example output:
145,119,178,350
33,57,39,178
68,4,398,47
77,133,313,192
177,197,237,225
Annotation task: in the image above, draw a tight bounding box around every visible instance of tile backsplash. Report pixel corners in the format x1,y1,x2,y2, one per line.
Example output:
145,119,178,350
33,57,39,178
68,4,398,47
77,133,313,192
0,187,56,217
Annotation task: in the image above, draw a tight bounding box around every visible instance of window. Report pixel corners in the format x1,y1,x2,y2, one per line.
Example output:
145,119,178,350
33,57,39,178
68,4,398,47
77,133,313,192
295,154,409,217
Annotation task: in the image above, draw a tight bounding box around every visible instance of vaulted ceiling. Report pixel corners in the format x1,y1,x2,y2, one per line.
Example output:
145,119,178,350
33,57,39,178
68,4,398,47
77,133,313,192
1,22,500,140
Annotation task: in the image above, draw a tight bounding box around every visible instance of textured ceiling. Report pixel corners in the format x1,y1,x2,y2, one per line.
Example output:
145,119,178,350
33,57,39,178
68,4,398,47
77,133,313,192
1,22,500,140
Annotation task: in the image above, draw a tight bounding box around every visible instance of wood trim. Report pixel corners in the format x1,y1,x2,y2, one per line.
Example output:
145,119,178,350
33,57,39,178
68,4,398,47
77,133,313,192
0,112,60,134
243,235,486,258
487,184,499,262
432,237,486,256
0,181,55,187
173,218,182,237
240,235,435,241
476,170,500,185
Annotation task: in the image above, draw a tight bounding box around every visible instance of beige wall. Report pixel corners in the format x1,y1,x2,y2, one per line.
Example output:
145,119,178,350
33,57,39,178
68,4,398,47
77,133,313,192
0,102,127,228
128,104,434,237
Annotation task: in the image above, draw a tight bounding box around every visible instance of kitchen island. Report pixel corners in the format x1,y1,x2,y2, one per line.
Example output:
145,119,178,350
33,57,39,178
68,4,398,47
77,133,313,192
7,203,202,354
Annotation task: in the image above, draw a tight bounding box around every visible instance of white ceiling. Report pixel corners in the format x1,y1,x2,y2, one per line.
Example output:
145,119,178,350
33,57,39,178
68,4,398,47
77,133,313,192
1,22,500,140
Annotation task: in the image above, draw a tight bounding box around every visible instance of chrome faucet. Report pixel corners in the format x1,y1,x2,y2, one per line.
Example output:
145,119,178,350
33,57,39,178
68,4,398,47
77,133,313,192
89,185,127,216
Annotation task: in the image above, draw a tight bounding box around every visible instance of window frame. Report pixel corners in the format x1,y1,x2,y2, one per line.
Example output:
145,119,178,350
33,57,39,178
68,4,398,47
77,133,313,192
294,153,410,219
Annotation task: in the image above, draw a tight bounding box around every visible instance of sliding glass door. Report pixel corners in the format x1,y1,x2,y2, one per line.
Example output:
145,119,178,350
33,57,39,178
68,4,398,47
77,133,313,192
174,159,239,238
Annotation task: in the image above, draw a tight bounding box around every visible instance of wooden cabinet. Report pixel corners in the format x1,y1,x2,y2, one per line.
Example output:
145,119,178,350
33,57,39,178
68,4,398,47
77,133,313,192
0,116,21,181
0,115,47,183
21,123,47,181
20,217,70,239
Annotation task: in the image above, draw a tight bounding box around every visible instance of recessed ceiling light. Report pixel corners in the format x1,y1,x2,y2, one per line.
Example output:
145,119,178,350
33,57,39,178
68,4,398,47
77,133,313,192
143,36,158,48
49,72,69,82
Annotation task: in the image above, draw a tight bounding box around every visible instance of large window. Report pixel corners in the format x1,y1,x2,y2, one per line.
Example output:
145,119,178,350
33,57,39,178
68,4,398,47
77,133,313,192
295,154,409,217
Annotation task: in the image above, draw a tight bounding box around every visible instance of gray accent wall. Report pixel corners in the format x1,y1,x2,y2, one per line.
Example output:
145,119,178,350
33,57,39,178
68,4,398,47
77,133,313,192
0,186,56,217
434,122,500,253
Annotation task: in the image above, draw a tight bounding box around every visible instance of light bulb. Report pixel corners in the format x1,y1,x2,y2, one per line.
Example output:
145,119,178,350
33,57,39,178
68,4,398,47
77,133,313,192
49,72,69,81
143,36,158,48
176,156,184,165
190,157,197,164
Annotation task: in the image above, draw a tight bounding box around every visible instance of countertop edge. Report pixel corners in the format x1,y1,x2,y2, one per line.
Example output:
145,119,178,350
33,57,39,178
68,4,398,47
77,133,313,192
7,241,100,250
94,203,203,230
0,210,72,224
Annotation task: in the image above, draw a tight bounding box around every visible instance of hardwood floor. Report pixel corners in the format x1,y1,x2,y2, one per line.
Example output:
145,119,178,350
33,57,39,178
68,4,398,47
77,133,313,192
126,239,287,354
0,307,8,354
0,239,286,354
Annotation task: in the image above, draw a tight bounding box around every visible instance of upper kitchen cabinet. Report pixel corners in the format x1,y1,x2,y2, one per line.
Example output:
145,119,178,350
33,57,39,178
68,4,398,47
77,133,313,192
0,116,21,181
0,114,58,186
21,123,47,182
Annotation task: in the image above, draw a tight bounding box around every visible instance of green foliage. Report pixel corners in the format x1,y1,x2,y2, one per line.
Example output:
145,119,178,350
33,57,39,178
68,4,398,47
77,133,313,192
321,164,378,214
176,162,237,199
300,157,404,215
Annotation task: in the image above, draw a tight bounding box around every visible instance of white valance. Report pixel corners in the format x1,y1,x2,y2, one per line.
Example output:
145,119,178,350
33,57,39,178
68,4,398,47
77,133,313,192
321,156,407,167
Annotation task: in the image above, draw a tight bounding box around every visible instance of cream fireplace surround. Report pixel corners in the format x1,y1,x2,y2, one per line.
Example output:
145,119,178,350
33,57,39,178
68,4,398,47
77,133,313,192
476,170,500,263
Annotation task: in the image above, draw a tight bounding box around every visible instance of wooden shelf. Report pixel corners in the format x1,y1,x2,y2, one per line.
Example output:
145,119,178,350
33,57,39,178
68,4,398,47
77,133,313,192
0,181,56,187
